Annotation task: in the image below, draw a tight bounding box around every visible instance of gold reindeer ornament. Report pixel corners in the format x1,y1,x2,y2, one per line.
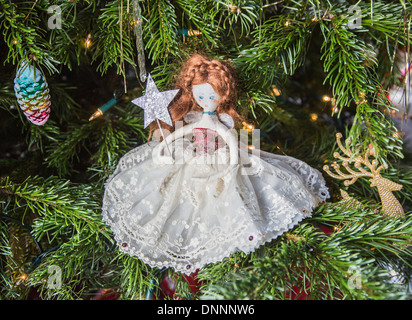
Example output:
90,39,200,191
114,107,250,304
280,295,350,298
323,133,404,217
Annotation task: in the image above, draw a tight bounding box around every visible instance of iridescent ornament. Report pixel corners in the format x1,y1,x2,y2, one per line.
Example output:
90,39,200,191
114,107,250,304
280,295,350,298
14,61,51,125
132,0,147,82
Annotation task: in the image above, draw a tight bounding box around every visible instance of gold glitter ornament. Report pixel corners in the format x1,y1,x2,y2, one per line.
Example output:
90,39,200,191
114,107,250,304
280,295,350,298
323,133,404,217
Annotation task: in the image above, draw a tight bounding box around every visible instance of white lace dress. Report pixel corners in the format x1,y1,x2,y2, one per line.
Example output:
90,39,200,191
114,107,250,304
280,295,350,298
102,113,329,275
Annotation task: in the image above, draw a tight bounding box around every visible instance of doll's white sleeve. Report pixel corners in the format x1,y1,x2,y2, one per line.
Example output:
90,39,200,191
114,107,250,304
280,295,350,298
218,113,235,129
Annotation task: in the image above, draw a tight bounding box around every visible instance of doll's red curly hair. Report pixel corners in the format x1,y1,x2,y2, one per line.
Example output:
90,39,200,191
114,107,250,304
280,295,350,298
150,54,241,136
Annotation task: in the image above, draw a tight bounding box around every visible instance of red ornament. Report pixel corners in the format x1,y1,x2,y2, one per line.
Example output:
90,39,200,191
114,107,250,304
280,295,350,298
158,270,203,300
92,288,119,300
283,223,341,299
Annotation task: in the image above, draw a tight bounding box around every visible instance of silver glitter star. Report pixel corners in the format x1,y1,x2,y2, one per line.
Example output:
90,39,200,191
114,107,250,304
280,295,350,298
132,74,179,128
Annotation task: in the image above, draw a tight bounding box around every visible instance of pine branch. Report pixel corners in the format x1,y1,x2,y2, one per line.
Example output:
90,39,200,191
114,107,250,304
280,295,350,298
245,14,313,77
117,255,156,299
319,20,377,108
46,1,99,70
0,0,60,73
44,112,145,178
142,0,179,62
200,204,412,299
1,0,411,301
92,1,137,77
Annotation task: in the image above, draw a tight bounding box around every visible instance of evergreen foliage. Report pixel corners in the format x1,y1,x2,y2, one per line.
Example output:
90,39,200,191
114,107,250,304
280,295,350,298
0,0,411,300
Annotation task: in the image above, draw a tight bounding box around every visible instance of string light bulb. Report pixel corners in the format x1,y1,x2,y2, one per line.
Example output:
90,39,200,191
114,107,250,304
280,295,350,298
322,95,331,102
15,273,28,286
19,273,27,281
356,91,367,105
392,131,402,139
130,19,142,26
368,143,376,157
272,87,281,96
242,121,254,131
83,33,92,49
89,98,117,121
310,113,318,121
188,30,201,36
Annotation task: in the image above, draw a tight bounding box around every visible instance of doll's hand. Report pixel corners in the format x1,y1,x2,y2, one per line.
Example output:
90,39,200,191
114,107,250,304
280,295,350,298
155,154,174,165
153,143,174,165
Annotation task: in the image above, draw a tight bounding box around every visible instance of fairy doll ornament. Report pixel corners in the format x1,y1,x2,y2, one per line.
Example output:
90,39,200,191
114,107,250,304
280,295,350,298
102,54,329,275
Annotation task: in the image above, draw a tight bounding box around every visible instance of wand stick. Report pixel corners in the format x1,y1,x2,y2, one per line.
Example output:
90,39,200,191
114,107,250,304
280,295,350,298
156,119,172,156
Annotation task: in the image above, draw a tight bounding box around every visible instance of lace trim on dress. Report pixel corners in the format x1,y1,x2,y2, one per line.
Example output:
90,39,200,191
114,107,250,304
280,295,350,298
102,187,313,275
102,133,330,275
259,152,330,203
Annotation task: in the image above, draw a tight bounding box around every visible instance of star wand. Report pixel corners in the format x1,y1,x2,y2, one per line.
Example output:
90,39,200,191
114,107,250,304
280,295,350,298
131,74,179,156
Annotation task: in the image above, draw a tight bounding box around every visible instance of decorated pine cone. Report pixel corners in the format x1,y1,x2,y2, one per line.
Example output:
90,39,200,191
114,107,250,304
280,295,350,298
14,61,51,125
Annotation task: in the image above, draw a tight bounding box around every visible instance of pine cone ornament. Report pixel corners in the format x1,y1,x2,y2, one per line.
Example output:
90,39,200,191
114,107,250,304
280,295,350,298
14,61,51,125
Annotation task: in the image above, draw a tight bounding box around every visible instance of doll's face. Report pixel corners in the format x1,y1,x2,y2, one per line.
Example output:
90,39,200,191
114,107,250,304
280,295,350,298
192,83,220,112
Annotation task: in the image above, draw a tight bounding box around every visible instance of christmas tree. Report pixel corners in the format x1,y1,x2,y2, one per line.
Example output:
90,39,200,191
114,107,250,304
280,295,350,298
0,0,411,301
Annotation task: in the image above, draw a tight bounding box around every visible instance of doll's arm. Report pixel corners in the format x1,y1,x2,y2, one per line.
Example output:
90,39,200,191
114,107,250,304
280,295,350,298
216,125,239,165
191,126,239,182
238,140,263,157
152,123,194,162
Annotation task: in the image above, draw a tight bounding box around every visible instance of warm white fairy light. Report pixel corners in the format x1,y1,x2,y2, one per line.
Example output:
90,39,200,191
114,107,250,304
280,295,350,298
130,19,142,26
242,121,255,132
272,87,281,96
15,273,28,286
392,131,402,139
356,91,367,105
83,34,92,49
310,113,318,121
322,95,331,102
